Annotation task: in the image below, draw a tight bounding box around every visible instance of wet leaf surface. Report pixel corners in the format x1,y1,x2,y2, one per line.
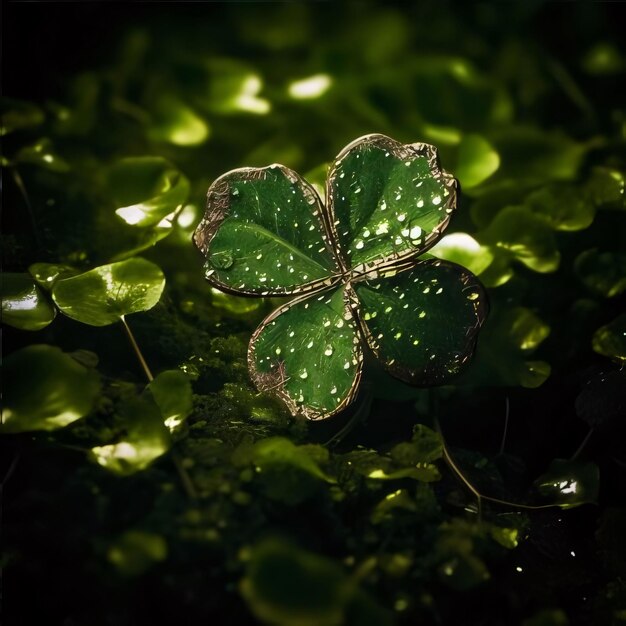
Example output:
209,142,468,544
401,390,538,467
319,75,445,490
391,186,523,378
2,273,57,331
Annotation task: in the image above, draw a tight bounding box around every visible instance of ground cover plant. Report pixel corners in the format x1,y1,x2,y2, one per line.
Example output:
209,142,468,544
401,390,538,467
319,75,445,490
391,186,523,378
2,2,626,625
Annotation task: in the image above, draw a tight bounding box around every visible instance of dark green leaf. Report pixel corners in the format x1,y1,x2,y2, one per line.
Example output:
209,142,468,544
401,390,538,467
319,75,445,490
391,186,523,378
0,97,44,135
52,257,165,326
194,164,339,295
147,369,193,432
107,531,168,577
108,156,190,227
1,345,100,433
353,259,487,384
14,138,70,172
574,249,626,298
327,133,456,268
28,262,78,291
525,184,595,231
534,459,599,509
2,273,57,331
249,286,362,420
592,313,626,362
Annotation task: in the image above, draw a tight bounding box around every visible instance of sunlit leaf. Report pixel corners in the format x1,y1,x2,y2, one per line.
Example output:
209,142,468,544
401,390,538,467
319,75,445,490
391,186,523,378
209,287,265,316
147,94,210,146
455,134,500,189
327,134,457,268
354,260,487,384
147,369,193,432
429,232,494,276
194,164,340,296
525,184,595,231
2,273,57,331
574,249,626,297
28,262,78,291
249,287,362,420
287,74,333,100
109,156,190,227
592,313,626,362
390,424,443,465
534,459,599,509
240,538,351,626
52,257,165,326
107,530,168,577
0,97,44,136
481,206,560,273
585,167,625,210
90,396,171,475
15,138,70,172
1,345,100,433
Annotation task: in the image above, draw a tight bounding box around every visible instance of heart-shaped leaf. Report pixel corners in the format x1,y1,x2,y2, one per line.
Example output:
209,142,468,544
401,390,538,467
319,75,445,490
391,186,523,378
109,156,190,227
52,257,165,326
1,345,100,433
2,273,57,331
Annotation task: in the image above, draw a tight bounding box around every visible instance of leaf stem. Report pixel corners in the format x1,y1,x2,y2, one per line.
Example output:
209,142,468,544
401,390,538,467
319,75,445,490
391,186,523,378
120,315,154,382
570,427,594,462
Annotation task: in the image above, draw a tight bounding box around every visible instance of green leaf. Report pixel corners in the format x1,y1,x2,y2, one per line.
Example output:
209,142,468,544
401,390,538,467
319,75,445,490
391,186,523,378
592,313,626,362
107,531,168,577
147,94,210,146
585,167,625,210
1,345,100,433
353,259,487,384
90,396,171,475
0,97,44,135
534,459,599,509
481,206,560,273
574,249,626,298
28,262,78,291
147,369,193,432
2,273,57,331
249,286,362,420
429,232,494,276
14,138,70,172
240,538,351,626
525,184,595,231
195,164,340,296
108,156,190,227
455,134,500,189
52,257,165,326
327,133,456,268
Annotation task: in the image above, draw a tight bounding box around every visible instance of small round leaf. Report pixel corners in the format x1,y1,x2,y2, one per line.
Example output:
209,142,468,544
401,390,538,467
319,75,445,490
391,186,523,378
2,273,57,331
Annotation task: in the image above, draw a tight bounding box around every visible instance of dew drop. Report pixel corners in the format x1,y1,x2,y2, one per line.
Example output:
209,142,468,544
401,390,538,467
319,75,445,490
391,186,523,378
307,341,314,349
419,311,426,318
355,240,364,250
467,292,480,301
330,385,337,395
394,331,402,340
324,346,334,356
299,369,308,379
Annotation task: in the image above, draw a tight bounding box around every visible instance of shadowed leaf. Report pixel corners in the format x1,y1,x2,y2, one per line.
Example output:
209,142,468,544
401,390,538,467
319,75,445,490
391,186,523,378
2,273,57,331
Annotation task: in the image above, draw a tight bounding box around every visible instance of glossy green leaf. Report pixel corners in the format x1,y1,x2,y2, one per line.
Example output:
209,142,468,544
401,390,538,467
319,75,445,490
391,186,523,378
354,260,487,384
52,257,165,326
429,232,494,276
15,138,70,172
525,184,595,231
534,459,599,509
574,249,626,298
147,94,210,146
240,538,351,626
592,314,626,362
249,286,362,420
481,206,560,273
1,345,100,433
0,97,44,135
147,369,193,432
108,156,190,227
2,273,57,331
90,396,171,475
194,164,340,296
28,262,78,291
455,134,500,189
107,531,168,577
327,134,456,269
585,167,625,210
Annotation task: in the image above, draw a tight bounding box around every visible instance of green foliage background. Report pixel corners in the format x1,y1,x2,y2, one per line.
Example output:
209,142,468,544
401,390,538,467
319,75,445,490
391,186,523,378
2,2,626,625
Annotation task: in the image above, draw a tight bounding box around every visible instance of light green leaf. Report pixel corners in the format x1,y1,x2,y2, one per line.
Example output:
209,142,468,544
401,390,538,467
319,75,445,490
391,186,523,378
1,345,100,433
109,156,190,227
455,134,500,189
2,273,57,331
52,257,165,326
593,313,626,362
147,94,210,146
147,369,193,432
429,232,494,275
15,138,70,172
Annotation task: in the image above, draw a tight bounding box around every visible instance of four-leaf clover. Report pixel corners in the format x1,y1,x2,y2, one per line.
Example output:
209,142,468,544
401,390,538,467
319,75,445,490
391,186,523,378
194,134,488,420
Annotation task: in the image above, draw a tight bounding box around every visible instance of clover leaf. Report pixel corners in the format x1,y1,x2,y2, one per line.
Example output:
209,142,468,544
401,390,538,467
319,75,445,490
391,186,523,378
194,134,488,419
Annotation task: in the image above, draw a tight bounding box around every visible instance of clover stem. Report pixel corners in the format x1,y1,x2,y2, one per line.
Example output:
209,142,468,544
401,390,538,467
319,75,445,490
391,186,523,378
435,417,562,515
120,315,154,382
11,166,42,248
119,315,198,500
570,427,594,462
